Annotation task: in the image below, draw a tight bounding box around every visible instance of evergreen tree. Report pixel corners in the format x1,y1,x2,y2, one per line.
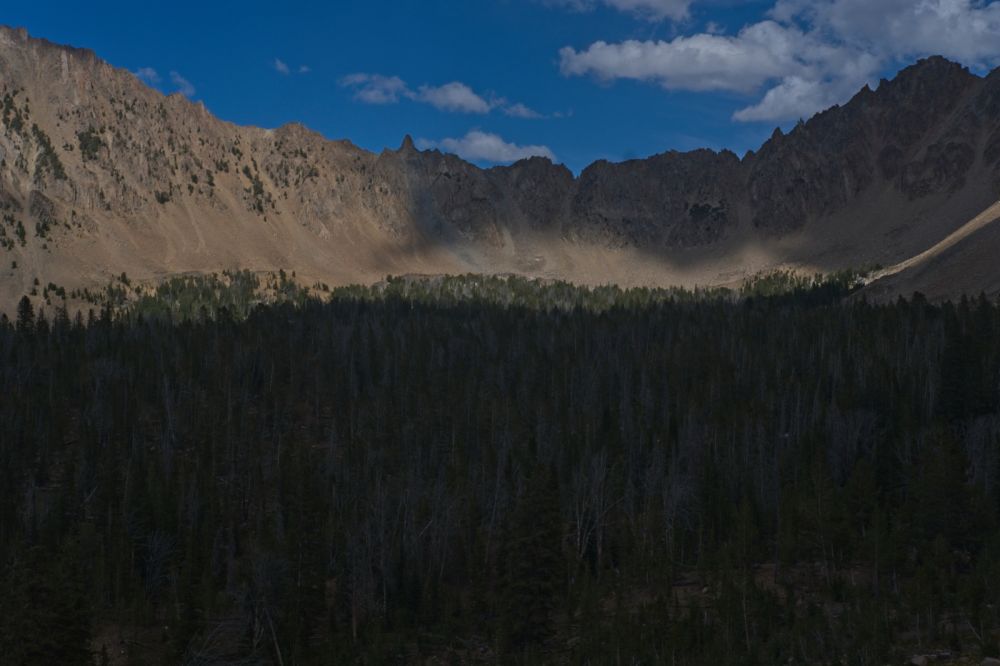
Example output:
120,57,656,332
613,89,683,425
15,295,33,332
0,546,92,665
499,465,564,657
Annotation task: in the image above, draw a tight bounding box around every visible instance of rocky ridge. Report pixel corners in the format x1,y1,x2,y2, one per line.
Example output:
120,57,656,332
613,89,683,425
1,25,1000,307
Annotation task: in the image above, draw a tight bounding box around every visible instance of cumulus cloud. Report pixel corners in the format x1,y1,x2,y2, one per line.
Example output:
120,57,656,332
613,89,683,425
340,73,410,104
504,102,544,119
560,22,831,94
560,0,1000,122
340,74,543,117
274,58,290,75
135,67,160,85
418,130,556,163
732,74,862,122
169,71,196,97
414,82,494,113
550,0,693,21
771,0,1000,65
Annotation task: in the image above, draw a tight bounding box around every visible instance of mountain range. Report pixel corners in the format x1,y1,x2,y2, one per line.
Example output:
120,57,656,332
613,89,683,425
2,24,1000,309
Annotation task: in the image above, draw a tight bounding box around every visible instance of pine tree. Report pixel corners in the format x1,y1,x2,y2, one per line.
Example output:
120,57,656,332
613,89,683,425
15,295,33,332
0,546,93,665
498,464,564,657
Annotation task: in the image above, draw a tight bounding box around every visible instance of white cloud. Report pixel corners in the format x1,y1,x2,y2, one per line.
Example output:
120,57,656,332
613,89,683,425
341,74,544,117
560,22,827,94
414,82,494,113
275,59,310,75
605,0,692,20
772,0,1000,65
732,75,853,122
418,130,556,164
340,73,410,104
504,102,544,119
169,71,196,97
559,0,1000,123
135,67,160,85
550,0,692,21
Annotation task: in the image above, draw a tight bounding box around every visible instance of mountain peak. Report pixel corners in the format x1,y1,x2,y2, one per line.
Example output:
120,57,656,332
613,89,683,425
890,55,977,89
0,25,28,41
399,134,418,154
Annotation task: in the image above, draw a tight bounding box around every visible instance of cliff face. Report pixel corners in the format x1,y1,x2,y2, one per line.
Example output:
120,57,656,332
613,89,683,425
1,25,1000,306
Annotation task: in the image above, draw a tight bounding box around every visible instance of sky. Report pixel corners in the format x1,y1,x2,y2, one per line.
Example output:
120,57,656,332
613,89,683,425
7,1,1000,172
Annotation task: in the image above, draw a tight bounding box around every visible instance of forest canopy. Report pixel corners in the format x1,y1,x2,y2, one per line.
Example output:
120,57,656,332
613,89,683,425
1,274,999,664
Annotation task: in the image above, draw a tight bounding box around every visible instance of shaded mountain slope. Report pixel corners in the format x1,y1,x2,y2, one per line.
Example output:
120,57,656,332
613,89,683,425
864,199,1000,301
2,25,1000,309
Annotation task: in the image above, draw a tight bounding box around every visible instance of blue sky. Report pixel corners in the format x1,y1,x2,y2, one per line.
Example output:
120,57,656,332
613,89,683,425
7,1,1000,172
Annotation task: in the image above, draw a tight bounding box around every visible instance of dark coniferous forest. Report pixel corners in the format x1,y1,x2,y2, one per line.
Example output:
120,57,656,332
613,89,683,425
2,274,1000,664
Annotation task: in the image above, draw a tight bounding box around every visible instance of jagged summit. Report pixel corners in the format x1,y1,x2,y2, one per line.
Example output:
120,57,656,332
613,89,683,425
399,134,418,153
0,25,999,308
891,55,975,84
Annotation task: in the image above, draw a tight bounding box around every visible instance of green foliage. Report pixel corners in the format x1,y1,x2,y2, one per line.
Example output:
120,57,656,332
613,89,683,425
76,127,104,161
0,213,16,250
499,466,564,656
1,91,25,133
0,277,999,662
127,270,270,320
31,123,67,181
43,282,67,301
15,295,33,330
328,269,873,314
35,218,52,239
740,267,870,301
0,544,92,665
333,272,734,312
242,164,268,212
